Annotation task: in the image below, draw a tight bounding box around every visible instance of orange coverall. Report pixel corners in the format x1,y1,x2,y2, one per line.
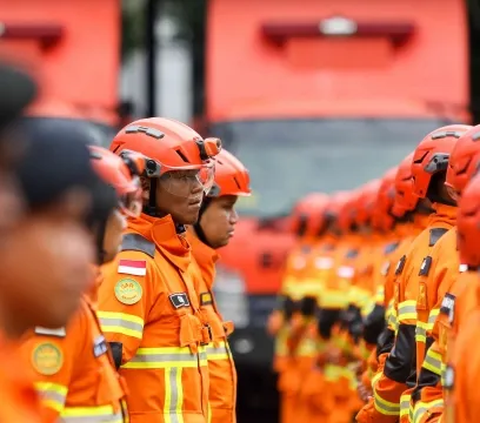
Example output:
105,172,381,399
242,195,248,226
187,231,237,423
21,292,127,423
357,205,455,423
448,280,480,423
0,334,44,423
98,214,210,423
410,228,459,423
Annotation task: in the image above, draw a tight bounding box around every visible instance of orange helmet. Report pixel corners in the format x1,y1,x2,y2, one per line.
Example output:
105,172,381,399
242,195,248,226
411,124,472,198
445,124,480,200
373,168,398,230
355,180,381,228
392,153,416,216
290,193,329,237
110,117,221,214
207,149,251,197
457,173,480,267
89,146,143,217
337,191,360,233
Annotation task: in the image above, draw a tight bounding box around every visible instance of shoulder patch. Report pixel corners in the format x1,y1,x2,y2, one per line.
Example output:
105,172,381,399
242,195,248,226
418,256,433,276
200,292,213,306
121,233,155,258
118,259,147,276
346,249,359,259
34,327,66,338
384,242,400,255
395,255,407,275
169,293,190,309
114,278,143,305
429,227,449,247
31,342,63,376
93,335,108,358
440,292,456,324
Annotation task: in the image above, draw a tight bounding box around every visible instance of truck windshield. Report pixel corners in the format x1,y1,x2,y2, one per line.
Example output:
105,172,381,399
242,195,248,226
210,118,448,217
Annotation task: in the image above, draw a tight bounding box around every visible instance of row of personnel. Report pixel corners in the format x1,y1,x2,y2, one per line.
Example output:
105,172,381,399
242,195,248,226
0,64,251,422
269,123,480,423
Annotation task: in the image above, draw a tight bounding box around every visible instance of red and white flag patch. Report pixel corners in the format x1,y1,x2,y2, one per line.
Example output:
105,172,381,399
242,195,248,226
118,259,147,276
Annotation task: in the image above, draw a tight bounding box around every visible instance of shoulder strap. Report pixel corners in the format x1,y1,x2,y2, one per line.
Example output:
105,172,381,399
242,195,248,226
121,233,156,258
428,228,449,247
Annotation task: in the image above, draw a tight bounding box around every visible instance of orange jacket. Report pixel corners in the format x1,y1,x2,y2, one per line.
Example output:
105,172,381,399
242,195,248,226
357,205,455,423
20,293,127,423
413,268,478,423
0,335,44,423
187,231,237,423
98,214,210,423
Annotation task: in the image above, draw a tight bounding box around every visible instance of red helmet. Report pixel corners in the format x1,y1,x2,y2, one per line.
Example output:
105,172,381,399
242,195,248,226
89,146,143,217
355,180,381,228
290,193,329,237
372,168,398,231
445,124,480,200
207,149,251,197
411,124,472,198
392,153,416,216
457,173,480,266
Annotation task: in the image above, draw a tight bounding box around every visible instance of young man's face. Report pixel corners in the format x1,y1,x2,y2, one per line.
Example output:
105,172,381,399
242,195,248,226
199,195,239,249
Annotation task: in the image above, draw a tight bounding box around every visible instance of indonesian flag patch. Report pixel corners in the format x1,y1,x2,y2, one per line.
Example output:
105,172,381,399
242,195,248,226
118,259,147,276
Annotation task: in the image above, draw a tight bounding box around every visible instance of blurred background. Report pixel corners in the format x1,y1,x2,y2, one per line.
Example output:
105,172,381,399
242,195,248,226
5,0,480,421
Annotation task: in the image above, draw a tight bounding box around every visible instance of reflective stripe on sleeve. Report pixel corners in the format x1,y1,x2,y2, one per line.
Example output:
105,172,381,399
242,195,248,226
415,320,428,344
428,309,440,328
97,311,144,339
206,341,231,361
398,300,417,322
60,405,124,422
423,349,443,376
413,399,444,423
35,381,68,413
373,391,400,416
399,392,412,419
121,346,208,369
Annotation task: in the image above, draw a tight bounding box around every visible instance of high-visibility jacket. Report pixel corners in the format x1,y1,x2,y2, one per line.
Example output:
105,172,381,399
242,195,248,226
413,267,478,423
187,231,237,423
20,293,128,423
0,334,44,423
357,205,455,423
409,228,459,423
448,296,480,423
98,214,210,423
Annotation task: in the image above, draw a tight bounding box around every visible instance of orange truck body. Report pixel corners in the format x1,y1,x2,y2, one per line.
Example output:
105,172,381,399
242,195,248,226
205,0,469,373
0,0,121,129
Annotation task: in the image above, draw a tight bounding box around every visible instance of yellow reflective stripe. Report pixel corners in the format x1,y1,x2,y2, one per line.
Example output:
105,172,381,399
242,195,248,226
35,381,67,413
61,405,123,422
295,279,322,296
375,285,385,304
428,309,440,327
398,300,417,321
320,290,349,308
97,311,144,339
164,367,184,423
371,371,382,389
281,276,297,296
361,300,376,318
122,346,208,369
206,341,230,361
324,364,342,381
413,399,444,423
373,391,400,416
415,320,429,343
400,392,411,418
423,349,443,376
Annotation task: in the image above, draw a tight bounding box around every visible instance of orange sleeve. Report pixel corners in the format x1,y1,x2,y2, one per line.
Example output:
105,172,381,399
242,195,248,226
97,250,157,364
20,308,87,421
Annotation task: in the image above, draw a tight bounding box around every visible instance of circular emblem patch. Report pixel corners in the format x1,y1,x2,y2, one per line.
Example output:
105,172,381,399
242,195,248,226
31,342,63,376
114,278,143,305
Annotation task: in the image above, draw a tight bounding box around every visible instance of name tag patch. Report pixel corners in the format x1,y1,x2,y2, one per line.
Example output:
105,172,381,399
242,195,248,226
169,293,190,309
93,335,108,358
440,293,456,324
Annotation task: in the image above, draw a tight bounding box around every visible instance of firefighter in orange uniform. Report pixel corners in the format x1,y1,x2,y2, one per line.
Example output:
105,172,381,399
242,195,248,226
356,124,470,423
0,103,107,420
185,148,251,423
268,193,328,423
448,172,480,423
20,147,146,422
97,118,221,423
411,124,480,423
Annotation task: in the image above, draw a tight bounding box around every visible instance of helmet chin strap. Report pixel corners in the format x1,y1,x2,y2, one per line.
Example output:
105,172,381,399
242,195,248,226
193,196,214,248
